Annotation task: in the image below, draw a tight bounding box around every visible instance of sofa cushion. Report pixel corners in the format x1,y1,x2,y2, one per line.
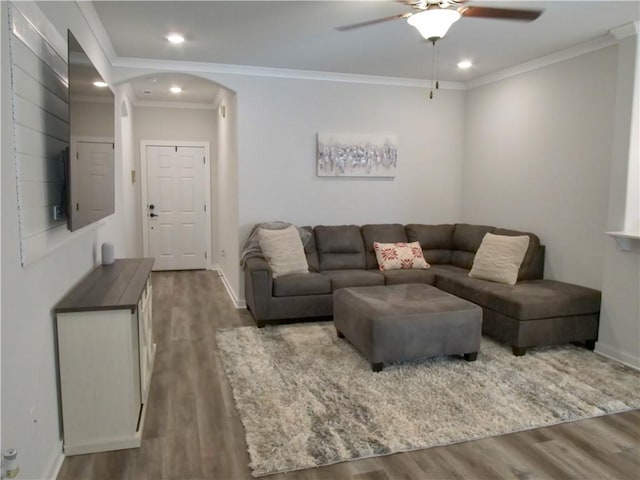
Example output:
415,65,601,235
429,264,470,278
315,225,366,271
381,268,437,285
373,241,430,271
469,233,530,285
361,224,408,269
322,270,385,291
493,228,541,280
258,225,309,278
405,224,454,264
273,272,331,297
451,224,495,269
436,275,601,320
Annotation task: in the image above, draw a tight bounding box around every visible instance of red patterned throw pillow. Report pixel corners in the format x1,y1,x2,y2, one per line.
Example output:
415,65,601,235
373,241,430,271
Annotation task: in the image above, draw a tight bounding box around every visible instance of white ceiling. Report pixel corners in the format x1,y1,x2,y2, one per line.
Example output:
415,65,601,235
84,1,638,104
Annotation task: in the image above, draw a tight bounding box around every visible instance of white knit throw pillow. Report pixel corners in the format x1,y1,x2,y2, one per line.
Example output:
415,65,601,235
469,233,529,285
258,226,309,278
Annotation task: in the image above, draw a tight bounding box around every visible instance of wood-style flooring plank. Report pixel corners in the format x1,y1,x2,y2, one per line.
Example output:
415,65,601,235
57,270,640,480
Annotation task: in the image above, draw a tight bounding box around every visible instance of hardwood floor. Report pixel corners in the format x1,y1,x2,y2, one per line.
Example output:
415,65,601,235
58,270,640,480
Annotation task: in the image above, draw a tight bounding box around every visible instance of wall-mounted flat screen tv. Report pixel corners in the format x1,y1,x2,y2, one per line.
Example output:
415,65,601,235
66,30,115,232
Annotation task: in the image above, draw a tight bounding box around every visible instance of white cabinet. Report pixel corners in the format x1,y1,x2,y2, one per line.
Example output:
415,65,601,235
55,258,155,455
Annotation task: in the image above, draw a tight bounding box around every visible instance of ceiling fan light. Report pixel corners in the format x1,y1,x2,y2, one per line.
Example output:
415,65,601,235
407,9,461,41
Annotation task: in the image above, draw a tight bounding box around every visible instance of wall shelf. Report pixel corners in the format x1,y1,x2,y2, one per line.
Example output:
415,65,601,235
606,231,640,253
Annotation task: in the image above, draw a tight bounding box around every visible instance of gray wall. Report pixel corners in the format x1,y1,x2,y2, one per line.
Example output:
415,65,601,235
463,42,639,367
1,3,136,478
462,46,618,290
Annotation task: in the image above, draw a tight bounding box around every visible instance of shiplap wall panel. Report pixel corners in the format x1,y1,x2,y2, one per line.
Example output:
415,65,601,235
13,67,68,120
22,207,63,238
9,3,71,265
19,181,64,208
17,153,65,183
14,96,69,141
10,5,67,82
12,39,68,99
14,124,67,159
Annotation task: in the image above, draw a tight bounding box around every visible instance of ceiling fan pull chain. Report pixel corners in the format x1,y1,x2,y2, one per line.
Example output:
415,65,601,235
429,40,436,100
435,41,440,90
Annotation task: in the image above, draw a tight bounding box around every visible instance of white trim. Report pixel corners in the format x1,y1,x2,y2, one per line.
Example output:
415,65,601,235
74,0,117,63
113,56,466,90
44,441,64,480
218,268,246,309
467,33,618,90
595,343,640,371
133,100,216,110
140,140,211,269
213,88,226,110
120,82,137,105
208,265,245,307
605,231,640,253
9,1,66,59
611,21,639,41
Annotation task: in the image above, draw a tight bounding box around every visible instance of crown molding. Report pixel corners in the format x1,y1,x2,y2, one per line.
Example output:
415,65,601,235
112,56,466,90
610,21,639,40
133,100,216,110
75,4,635,94
75,0,117,63
467,33,618,90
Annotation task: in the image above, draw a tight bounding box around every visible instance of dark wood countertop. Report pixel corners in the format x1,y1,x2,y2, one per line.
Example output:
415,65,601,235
55,258,154,314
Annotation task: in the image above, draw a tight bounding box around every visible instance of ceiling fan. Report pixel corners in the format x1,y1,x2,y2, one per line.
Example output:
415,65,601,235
337,0,543,42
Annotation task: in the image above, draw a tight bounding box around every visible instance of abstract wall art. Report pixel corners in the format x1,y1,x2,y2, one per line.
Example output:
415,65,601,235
317,133,398,178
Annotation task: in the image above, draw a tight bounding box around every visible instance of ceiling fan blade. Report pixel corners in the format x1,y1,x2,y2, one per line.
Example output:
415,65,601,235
460,6,542,21
336,13,411,31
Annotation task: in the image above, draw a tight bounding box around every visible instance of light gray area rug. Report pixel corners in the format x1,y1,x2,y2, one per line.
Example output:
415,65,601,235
216,322,640,477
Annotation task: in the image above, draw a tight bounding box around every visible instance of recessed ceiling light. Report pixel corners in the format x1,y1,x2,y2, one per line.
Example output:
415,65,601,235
93,81,108,88
170,86,182,94
457,60,473,70
166,33,185,44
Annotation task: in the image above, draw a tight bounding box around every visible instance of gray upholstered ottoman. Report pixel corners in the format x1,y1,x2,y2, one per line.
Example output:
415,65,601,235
334,284,482,371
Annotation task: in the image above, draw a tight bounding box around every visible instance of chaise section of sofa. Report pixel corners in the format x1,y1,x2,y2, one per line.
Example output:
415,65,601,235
242,222,600,355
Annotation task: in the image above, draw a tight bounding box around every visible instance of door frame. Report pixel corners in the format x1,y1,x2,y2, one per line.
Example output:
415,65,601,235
140,140,212,269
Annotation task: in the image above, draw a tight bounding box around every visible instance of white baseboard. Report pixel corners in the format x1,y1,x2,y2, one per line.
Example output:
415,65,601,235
45,440,64,480
595,343,640,370
212,267,246,309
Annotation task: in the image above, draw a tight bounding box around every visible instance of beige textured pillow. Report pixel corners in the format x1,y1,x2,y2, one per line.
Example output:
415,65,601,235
469,233,530,285
258,226,309,278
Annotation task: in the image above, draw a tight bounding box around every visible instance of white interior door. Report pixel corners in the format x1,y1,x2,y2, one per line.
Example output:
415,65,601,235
72,141,114,226
144,145,207,270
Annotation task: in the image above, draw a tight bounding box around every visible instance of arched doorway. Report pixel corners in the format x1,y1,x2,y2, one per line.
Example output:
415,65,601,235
116,72,238,279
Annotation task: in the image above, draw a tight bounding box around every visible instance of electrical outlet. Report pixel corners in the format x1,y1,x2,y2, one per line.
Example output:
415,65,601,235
220,249,226,257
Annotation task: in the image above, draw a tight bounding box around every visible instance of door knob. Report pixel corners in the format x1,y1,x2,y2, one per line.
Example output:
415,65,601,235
150,213,158,218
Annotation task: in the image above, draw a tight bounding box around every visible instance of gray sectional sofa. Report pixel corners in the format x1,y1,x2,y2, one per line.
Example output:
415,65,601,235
243,223,601,355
